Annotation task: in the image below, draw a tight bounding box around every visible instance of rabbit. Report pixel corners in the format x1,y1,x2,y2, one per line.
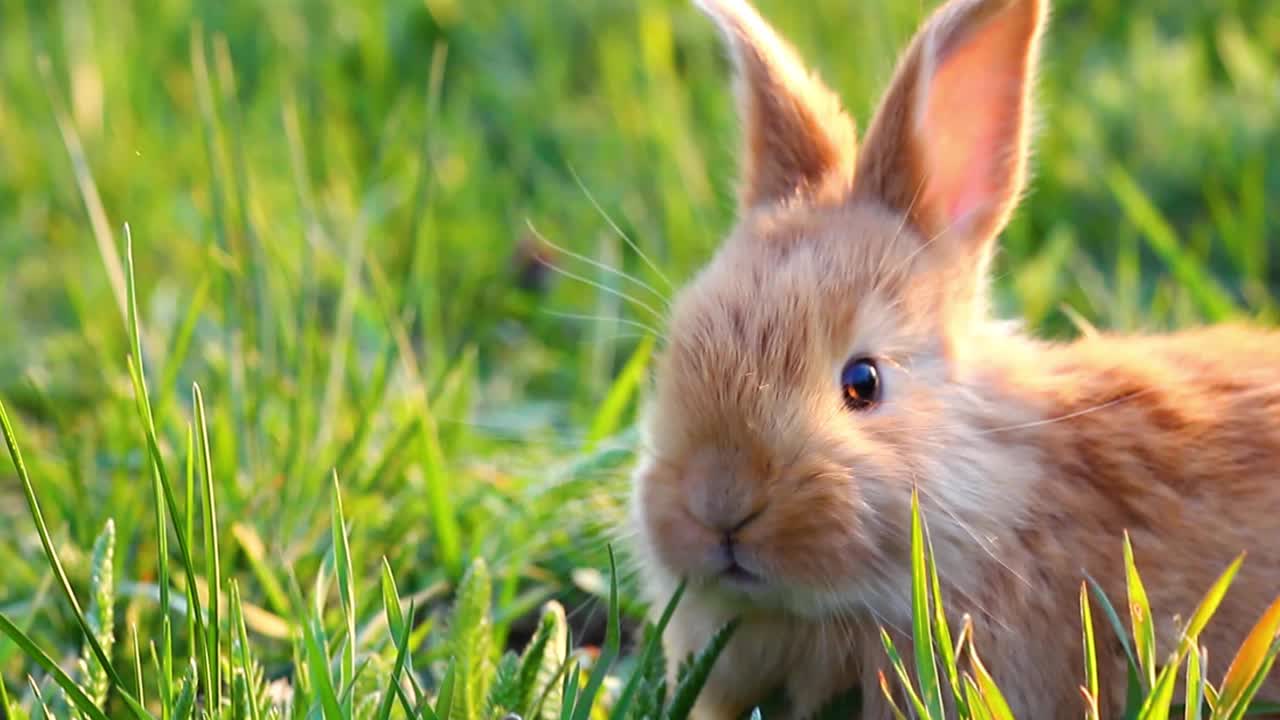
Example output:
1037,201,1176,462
626,0,1280,718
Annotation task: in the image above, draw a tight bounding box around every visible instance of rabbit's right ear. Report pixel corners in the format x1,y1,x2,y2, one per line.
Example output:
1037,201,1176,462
697,0,857,210
854,0,1046,260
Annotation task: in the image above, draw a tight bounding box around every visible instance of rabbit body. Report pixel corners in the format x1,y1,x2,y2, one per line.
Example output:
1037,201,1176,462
628,0,1280,717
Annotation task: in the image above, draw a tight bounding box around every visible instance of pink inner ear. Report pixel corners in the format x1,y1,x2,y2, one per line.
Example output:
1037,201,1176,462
917,7,1030,231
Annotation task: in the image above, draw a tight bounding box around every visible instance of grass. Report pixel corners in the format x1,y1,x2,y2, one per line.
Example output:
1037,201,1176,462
1,0,1279,717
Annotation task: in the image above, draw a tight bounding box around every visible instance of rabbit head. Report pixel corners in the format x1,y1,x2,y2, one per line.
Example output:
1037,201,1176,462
630,0,1048,621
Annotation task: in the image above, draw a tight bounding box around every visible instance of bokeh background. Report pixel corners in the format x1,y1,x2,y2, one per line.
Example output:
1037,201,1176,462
2,0,1279,709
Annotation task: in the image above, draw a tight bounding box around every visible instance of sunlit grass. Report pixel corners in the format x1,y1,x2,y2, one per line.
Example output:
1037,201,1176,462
2,0,1279,717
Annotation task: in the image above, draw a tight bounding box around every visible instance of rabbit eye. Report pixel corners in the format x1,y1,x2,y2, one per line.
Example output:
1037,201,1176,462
840,358,880,411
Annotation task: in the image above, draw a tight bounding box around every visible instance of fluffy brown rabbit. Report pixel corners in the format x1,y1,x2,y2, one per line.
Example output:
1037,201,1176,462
626,0,1280,717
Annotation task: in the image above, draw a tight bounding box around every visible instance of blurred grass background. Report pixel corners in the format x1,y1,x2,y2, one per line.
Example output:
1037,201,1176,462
1,0,1278,706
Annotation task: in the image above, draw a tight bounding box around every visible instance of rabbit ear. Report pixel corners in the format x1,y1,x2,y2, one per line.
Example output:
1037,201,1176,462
697,0,857,209
855,0,1046,254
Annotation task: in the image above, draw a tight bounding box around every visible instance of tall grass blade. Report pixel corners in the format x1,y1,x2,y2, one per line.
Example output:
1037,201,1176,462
193,382,223,710
909,487,944,719
376,599,417,720
1183,553,1246,644
878,627,929,718
0,613,111,720
1217,595,1280,717
570,547,622,720
382,557,407,647
927,525,965,717
613,581,686,720
0,400,141,713
968,648,1015,720
229,581,263,720
878,670,909,720
1082,582,1101,720
961,674,995,720
1186,646,1205,720
122,230,211,705
559,660,581,720
173,659,197,720
1124,532,1157,689
0,670,10,719
331,471,356,715
304,615,343,720
585,335,654,451
131,625,145,707
665,619,740,720
435,659,458,720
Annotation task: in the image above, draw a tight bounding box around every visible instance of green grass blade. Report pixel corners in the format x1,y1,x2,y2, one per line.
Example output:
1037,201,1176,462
968,648,1015,720
1186,645,1205,720
570,547,622,720
559,660,581,720
1225,639,1280,720
1137,650,1185,720
173,658,197,720
229,580,262,720
304,615,343,720
1183,553,1246,645
1217,595,1280,717
154,274,211,417
927,525,965,718
0,399,136,706
1087,573,1146,716
664,618,740,720
376,598,417,720
960,674,993,720
382,557,406,643
131,625,145,707
585,334,654,451
877,670,911,720
613,580,686,720
122,231,211,705
152,468,172,720
1082,582,1101,720
909,487,944,720
193,382,223,709
0,670,10,719
331,471,356,715
879,627,929,719
1124,532,1157,689
0,613,111,720
434,658,458,720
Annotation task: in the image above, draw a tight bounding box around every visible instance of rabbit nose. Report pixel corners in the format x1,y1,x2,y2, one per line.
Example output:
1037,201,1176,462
685,447,769,533
692,501,765,536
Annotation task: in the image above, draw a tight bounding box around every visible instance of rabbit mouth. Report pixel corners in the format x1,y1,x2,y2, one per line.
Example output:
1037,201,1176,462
719,560,763,585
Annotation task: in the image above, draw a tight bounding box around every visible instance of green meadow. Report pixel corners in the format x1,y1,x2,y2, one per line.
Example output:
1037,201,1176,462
2,0,1279,717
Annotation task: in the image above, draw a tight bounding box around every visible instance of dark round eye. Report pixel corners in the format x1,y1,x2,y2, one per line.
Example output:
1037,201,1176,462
840,358,881,411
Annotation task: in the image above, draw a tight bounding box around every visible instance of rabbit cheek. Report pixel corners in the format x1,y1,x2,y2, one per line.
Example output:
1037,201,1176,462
765,479,867,588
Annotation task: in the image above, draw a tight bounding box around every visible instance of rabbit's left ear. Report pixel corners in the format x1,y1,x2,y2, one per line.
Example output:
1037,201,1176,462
697,0,857,210
855,0,1047,256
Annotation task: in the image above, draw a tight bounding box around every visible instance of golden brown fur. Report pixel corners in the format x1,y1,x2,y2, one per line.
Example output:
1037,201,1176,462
627,0,1280,717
